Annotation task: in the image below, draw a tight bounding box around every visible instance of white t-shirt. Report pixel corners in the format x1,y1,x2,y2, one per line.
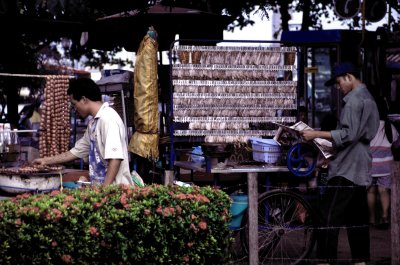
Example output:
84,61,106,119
70,102,133,185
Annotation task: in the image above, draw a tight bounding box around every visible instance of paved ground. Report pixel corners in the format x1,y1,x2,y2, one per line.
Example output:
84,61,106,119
229,224,391,265
337,225,391,265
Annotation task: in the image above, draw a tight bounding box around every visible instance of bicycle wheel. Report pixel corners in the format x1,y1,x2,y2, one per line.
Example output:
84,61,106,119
240,189,317,265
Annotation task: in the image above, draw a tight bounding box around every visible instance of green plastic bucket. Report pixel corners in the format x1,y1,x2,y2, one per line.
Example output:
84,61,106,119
229,194,248,228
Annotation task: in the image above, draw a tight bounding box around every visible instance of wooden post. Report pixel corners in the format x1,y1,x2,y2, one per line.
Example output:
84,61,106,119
247,172,258,265
164,170,174,186
392,161,400,265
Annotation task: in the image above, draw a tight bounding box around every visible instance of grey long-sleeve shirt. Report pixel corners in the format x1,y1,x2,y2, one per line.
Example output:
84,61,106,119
329,84,380,186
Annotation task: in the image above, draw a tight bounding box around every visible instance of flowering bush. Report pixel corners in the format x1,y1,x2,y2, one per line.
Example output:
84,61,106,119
0,184,233,264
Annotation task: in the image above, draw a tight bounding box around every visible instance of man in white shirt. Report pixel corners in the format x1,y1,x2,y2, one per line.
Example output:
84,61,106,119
33,78,134,186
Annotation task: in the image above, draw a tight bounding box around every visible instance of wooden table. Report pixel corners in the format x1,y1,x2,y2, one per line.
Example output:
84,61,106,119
174,161,290,265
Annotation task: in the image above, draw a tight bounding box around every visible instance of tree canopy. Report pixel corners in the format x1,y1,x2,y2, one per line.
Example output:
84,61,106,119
0,0,399,124
1,0,399,73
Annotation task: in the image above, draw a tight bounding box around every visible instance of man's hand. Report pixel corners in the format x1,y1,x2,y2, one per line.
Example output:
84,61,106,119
31,151,77,166
300,130,318,141
300,130,332,141
32,157,47,166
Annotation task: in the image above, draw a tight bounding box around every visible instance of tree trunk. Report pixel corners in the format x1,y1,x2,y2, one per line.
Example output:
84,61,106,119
301,0,312,31
279,2,290,32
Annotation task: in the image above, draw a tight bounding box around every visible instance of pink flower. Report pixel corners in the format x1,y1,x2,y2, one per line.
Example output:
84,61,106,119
51,208,63,221
51,241,58,247
62,196,74,207
120,193,128,205
174,193,210,203
175,193,187,200
61,254,72,263
194,195,210,203
156,206,163,215
17,193,31,199
50,190,61,196
175,205,182,215
187,242,194,248
15,218,22,226
64,195,75,203
163,207,175,217
144,209,151,216
199,221,207,230
93,202,102,209
182,255,190,263
89,226,99,237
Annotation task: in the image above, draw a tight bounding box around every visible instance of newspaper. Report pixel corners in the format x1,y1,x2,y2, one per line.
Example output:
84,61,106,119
272,121,334,159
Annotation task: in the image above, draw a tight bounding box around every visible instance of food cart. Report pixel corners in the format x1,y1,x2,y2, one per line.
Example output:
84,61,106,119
167,39,302,265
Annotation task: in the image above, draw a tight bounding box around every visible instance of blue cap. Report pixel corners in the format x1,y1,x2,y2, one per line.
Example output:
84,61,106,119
325,62,359,86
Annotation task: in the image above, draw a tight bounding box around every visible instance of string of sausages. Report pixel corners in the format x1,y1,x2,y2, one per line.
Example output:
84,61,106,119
39,76,70,157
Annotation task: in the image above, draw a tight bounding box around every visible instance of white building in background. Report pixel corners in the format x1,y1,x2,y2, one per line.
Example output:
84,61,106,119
224,5,393,42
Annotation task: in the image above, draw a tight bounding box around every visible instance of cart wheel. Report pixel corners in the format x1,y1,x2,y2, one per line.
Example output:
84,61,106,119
287,143,317,177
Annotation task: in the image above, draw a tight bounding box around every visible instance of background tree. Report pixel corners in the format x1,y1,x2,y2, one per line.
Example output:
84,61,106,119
1,0,399,125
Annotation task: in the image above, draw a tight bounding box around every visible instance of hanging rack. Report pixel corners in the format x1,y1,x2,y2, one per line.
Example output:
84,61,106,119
0,73,73,79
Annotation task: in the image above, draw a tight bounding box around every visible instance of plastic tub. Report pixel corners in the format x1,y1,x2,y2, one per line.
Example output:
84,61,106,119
229,193,248,228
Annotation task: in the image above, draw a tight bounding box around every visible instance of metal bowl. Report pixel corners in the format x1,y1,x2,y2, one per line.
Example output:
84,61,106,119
0,172,61,194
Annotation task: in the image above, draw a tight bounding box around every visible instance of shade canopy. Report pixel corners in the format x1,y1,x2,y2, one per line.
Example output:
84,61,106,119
88,4,231,52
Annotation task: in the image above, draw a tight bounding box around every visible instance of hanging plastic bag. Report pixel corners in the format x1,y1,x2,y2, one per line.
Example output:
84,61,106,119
131,170,145,187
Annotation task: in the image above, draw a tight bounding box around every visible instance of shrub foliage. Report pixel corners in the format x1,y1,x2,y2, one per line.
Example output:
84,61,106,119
0,184,233,264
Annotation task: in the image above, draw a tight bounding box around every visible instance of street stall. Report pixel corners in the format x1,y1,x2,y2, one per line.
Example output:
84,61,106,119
166,32,399,264
0,73,94,196
168,39,307,265
0,74,70,195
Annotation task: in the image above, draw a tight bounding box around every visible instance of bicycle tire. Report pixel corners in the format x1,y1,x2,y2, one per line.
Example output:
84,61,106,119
240,189,318,265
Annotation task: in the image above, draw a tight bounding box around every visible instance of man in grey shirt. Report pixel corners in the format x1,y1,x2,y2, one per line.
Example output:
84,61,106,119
301,62,379,265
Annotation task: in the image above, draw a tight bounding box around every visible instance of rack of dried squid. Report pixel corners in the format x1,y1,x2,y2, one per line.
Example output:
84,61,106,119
168,40,299,168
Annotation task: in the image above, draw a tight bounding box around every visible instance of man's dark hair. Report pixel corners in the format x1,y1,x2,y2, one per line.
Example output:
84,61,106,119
339,71,360,80
68,78,102,102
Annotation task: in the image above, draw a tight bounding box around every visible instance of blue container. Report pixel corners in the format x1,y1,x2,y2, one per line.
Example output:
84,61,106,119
229,194,248,228
62,182,80,189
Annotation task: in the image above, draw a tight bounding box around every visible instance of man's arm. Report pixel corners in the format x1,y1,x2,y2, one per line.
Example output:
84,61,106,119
32,151,78,165
300,130,332,142
102,159,122,186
